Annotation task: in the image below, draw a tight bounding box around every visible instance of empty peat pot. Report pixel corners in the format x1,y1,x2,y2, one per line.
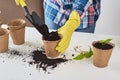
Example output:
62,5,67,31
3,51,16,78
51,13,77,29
0,28,9,52
7,19,26,45
92,41,115,68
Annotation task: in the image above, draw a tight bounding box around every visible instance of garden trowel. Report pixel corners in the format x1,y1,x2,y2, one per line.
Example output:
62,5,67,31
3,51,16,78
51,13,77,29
31,11,49,38
15,0,49,38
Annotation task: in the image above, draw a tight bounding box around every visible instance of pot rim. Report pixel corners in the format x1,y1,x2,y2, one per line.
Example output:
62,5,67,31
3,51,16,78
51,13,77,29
0,28,9,37
92,41,115,50
7,18,26,30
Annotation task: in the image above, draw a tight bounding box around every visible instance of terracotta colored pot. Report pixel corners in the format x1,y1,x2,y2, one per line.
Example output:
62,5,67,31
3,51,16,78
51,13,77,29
7,19,26,45
0,28,9,52
92,41,115,68
43,39,61,59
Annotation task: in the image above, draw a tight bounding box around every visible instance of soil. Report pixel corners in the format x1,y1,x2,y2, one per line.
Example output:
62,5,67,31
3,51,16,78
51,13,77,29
35,22,61,41
29,50,68,72
93,42,113,50
5,49,68,73
36,24,49,38
43,31,61,41
9,50,23,56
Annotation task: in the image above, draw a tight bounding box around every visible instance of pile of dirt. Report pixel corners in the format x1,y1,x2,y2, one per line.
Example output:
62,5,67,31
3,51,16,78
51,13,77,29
4,49,68,73
28,50,68,72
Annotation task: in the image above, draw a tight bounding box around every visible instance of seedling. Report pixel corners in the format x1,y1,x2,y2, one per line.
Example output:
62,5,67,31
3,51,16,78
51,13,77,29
73,47,93,60
99,38,112,45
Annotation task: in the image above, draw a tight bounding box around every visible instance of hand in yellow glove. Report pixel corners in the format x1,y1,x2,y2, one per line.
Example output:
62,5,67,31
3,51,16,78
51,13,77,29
15,0,26,7
56,10,80,53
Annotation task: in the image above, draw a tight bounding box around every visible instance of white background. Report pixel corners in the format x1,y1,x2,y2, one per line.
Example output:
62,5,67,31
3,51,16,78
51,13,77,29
95,0,120,36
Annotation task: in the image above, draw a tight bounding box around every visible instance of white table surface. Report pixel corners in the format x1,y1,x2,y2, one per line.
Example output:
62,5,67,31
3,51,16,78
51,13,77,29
0,25,120,80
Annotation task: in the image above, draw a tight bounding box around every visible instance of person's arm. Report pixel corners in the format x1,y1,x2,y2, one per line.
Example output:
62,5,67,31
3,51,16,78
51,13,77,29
56,0,93,53
56,10,80,53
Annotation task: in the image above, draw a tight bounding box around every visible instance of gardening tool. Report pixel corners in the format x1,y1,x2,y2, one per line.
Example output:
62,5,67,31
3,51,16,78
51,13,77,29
31,12,49,38
15,0,49,38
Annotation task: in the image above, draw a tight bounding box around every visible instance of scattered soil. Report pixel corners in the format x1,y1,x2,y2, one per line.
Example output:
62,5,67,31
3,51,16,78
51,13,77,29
5,49,68,73
29,50,68,72
0,30,67,74
93,42,113,50
43,31,61,41
9,50,22,56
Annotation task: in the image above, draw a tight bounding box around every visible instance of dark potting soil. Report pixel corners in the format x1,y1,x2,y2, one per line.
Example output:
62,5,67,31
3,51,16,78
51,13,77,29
29,50,68,72
35,22,60,41
43,31,61,41
36,24,49,38
93,42,113,50
8,50,23,56
6,49,68,73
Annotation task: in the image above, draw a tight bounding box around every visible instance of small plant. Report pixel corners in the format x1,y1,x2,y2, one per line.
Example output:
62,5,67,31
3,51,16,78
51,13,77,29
99,38,112,45
92,38,115,67
73,47,93,60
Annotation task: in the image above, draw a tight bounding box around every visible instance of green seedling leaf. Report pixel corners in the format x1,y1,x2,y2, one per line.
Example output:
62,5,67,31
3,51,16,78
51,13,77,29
73,47,93,60
84,47,93,58
100,38,112,45
73,53,84,60
89,47,93,55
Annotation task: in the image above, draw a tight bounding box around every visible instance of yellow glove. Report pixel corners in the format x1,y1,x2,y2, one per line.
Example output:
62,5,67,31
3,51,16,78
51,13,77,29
56,10,80,53
15,0,26,7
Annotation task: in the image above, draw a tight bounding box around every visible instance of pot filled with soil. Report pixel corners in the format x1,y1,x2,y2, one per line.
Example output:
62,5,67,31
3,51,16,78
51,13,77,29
42,31,61,59
7,19,26,45
0,28,9,52
92,39,115,67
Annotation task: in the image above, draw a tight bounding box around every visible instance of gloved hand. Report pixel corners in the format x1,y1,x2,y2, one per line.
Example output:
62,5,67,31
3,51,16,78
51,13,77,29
56,10,80,53
15,0,26,7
